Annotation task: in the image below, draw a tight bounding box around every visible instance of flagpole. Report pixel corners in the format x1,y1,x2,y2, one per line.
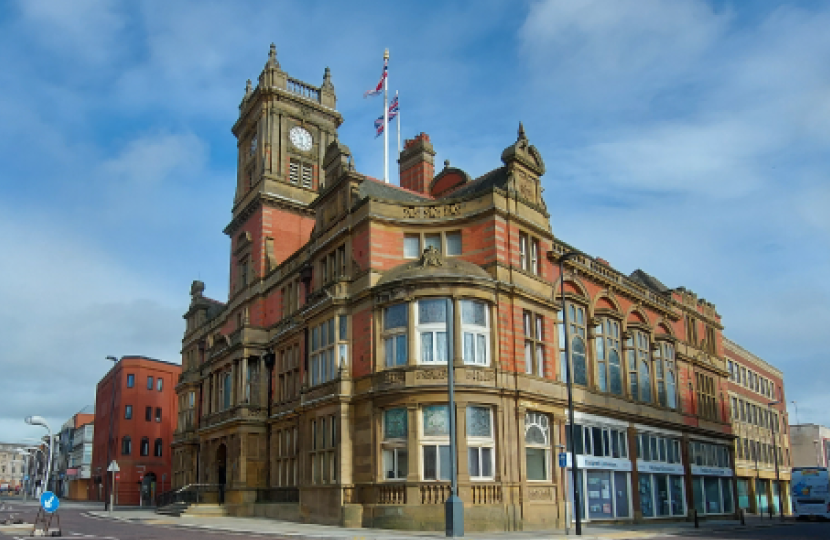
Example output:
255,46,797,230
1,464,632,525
383,49,389,183
396,90,401,159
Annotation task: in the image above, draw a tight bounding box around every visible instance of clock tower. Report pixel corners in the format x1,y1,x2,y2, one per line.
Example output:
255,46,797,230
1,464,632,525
224,44,343,298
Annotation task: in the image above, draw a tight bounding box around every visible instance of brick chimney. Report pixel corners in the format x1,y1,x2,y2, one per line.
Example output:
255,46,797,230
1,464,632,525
398,133,436,195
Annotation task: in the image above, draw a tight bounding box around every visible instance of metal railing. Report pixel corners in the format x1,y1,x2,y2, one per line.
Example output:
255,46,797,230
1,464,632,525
155,483,220,508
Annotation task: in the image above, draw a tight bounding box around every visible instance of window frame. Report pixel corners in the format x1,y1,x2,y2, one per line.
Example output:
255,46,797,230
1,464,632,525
416,299,449,365
466,405,495,481
524,411,550,482
594,317,622,395
524,311,546,377
382,303,409,369
403,230,462,259
124,405,132,420
126,374,134,388
460,299,490,367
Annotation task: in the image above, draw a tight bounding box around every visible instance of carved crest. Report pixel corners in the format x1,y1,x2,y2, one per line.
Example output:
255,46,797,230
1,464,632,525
419,246,443,267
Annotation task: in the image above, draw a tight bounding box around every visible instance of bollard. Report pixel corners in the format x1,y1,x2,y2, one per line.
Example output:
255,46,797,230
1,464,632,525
740,508,746,526
694,509,699,528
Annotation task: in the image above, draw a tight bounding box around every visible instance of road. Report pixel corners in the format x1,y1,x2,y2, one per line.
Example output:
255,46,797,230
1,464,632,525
1,497,828,540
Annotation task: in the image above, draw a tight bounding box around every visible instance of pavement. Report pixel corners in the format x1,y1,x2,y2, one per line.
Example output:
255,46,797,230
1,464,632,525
76,508,796,540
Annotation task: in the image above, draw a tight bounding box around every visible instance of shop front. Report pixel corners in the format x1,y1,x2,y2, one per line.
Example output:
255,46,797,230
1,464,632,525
566,454,633,521
637,461,687,518
689,440,735,516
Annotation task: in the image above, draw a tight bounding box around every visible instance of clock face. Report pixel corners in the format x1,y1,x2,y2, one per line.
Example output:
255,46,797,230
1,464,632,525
289,126,313,152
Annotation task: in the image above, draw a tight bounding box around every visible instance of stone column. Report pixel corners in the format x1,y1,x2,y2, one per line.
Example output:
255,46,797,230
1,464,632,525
405,405,420,504
456,403,470,489
407,301,417,367
682,435,696,520
629,426,642,522
241,358,249,404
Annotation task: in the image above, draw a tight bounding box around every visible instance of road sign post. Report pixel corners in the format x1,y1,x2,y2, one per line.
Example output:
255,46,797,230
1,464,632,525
107,461,120,515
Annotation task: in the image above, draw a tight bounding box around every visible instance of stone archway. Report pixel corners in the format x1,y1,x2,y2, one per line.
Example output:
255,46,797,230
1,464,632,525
216,444,227,504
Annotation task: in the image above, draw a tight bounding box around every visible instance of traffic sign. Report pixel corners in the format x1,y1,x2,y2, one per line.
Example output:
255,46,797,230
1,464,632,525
107,460,120,472
559,452,568,468
40,491,59,513
115,474,120,481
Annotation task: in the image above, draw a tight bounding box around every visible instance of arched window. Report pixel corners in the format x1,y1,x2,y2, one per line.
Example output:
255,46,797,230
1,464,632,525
595,318,622,395
628,329,651,402
655,342,676,408
121,436,131,456
154,438,163,457
140,437,150,456
525,412,550,481
559,303,587,385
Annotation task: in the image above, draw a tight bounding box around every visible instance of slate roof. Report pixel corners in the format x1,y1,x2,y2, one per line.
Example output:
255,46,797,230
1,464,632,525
358,177,432,203
437,166,509,201
629,269,671,294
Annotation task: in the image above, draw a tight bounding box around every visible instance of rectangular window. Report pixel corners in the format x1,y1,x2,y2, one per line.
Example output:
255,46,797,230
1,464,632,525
147,376,154,390
445,231,461,256
424,233,442,253
404,234,420,258
383,447,408,480
468,446,493,479
155,407,162,422
530,239,540,275
124,405,132,419
461,300,489,366
384,304,408,368
145,406,152,421
519,233,528,270
126,374,134,388
157,378,163,391
418,299,448,364
423,445,451,480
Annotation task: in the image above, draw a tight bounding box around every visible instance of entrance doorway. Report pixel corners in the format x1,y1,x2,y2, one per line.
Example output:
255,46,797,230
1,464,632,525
216,444,227,504
141,472,157,506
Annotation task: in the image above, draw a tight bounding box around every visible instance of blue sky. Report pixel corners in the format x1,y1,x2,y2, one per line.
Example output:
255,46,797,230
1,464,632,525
1,0,828,442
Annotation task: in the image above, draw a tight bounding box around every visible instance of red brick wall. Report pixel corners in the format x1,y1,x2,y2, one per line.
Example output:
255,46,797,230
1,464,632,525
351,307,373,378
92,357,181,506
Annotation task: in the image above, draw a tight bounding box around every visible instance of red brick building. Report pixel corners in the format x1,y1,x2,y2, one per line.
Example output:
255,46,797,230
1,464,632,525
724,338,791,515
92,356,180,506
171,47,738,530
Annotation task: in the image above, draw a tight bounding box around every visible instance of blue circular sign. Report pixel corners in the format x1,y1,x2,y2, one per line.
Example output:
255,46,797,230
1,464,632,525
40,491,59,513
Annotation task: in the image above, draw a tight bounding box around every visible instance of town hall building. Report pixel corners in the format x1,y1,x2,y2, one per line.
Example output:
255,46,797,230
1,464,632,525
171,45,746,531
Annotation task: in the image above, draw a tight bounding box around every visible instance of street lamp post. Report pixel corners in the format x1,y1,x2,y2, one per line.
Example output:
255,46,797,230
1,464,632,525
24,416,53,495
104,356,118,511
767,401,784,521
444,298,463,538
557,250,584,536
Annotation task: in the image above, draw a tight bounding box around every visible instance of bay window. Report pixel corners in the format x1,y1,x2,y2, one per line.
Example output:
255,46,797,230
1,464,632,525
418,299,448,364
422,405,451,480
383,304,408,368
382,408,408,480
461,300,489,366
467,406,494,480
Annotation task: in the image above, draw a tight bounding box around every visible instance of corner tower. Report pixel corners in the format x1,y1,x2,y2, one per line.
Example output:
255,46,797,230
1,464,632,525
224,44,343,298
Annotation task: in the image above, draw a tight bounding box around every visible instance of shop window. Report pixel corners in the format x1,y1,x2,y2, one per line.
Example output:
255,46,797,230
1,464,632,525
417,299,449,364
559,303,587,385
525,412,550,481
382,408,408,480
467,406,494,480
524,311,546,377
595,318,622,395
461,300,489,366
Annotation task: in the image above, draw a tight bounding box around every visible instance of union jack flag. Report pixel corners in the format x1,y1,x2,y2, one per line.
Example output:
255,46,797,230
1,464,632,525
363,57,388,98
374,96,399,137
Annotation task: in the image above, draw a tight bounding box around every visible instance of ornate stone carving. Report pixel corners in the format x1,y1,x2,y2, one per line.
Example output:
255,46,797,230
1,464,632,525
402,204,461,219
416,368,447,380
466,369,495,382
527,487,552,501
380,371,405,386
420,246,443,267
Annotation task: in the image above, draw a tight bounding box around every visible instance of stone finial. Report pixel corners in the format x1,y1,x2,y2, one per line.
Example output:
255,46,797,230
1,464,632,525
348,154,355,171
245,79,252,97
518,121,527,141
322,66,335,91
266,43,280,69
190,280,205,298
